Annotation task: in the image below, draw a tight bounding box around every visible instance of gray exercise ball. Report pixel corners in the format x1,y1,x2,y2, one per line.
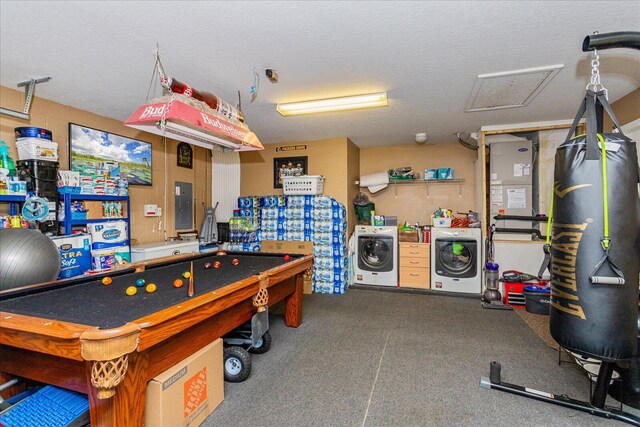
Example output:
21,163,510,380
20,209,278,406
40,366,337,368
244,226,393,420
0,228,60,290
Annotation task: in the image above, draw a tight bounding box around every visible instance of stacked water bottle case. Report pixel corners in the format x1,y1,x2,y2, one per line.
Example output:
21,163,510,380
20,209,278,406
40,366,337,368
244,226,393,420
235,194,348,294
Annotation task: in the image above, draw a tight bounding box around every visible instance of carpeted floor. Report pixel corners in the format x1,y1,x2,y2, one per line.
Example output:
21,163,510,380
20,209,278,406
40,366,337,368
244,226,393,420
202,288,633,426
514,307,559,350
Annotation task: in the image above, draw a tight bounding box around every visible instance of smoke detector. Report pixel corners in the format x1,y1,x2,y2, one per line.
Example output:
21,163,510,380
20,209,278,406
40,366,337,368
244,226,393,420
415,133,428,144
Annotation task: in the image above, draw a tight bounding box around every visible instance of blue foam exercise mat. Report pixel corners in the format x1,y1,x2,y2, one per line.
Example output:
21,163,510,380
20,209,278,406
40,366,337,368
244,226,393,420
0,385,89,427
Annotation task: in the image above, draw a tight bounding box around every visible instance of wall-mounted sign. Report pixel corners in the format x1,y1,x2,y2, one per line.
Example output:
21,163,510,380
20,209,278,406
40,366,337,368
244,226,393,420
177,142,193,169
275,144,307,152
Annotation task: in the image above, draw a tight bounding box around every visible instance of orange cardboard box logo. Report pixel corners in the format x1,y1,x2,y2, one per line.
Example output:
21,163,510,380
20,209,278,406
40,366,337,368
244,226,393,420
184,367,208,418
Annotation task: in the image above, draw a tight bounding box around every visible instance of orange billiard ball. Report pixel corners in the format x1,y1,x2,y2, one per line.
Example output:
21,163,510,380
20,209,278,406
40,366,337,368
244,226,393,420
101,276,112,285
173,279,184,288
146,283,157,293
283,254,291,261
214,261,221,269
232,258,239,266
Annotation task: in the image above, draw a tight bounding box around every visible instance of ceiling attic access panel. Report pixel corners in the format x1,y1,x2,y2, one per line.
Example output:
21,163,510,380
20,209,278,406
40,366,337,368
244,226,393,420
465,65,564,112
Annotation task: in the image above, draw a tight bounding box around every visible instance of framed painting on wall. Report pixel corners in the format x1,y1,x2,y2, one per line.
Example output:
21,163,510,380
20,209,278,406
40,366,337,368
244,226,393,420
69,123,152,185
273,156,307,188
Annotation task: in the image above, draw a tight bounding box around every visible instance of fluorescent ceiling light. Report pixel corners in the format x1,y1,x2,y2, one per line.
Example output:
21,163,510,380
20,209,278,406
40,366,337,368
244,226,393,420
160,121,240,151
276,92,388,116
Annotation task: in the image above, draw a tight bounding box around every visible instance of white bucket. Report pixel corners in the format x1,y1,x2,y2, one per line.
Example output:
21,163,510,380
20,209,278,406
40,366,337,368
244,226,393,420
16,138,59,161
91,248,115,271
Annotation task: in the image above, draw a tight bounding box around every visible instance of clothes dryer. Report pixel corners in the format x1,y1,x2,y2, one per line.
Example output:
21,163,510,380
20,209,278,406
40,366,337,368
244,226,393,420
430,227,482,293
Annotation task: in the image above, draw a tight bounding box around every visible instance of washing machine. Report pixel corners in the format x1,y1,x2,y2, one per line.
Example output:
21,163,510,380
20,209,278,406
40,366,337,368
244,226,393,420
430,227,482,293
354,225,398,287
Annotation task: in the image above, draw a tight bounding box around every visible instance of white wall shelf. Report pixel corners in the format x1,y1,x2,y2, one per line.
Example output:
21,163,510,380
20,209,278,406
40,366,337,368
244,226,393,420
389,178,465,197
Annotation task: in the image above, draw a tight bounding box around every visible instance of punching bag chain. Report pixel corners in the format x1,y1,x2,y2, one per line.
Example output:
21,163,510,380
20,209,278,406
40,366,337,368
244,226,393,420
587,46,608,99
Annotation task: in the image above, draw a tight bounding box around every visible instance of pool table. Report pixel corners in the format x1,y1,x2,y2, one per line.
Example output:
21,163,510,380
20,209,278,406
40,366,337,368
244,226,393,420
0,251,313,426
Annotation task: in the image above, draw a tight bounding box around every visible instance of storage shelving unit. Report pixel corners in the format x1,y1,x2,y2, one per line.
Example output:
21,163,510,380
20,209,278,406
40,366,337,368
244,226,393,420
0,194,27,203
59,193,130,241
389,178,465,197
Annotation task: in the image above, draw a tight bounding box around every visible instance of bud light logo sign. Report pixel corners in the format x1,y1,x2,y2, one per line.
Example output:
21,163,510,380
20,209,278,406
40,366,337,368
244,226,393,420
102,229,121,240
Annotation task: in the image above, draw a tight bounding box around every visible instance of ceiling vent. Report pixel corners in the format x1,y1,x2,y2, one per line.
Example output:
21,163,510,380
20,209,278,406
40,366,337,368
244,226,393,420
465,64,564,112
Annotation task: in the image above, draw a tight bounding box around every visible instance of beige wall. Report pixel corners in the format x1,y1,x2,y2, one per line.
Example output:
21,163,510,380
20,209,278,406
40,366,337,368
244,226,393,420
359,142,477,226
0,85,211,244
239,137,357,228
606,88,640,129
345,139,360,230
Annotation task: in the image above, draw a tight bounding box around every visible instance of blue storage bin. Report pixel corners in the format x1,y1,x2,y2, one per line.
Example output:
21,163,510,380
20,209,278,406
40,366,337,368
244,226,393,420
71,211,87,220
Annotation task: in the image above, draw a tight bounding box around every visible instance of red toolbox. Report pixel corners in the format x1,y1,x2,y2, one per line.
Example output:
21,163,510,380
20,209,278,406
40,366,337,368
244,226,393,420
504,282,527,306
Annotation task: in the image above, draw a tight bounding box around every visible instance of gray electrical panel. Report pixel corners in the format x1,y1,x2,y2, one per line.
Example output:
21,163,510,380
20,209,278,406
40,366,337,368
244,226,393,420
175,181,193,230
487,134,535,240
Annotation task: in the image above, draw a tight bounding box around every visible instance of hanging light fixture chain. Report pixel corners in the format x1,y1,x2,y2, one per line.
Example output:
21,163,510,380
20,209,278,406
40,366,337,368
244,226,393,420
154,49,175,134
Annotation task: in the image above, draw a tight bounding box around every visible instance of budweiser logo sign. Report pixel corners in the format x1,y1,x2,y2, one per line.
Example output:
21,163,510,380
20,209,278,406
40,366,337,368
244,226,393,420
200,113,245,138
139,105,167,119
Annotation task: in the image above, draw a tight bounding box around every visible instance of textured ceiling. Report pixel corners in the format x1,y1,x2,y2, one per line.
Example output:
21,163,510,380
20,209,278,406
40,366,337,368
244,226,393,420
1,1,639,147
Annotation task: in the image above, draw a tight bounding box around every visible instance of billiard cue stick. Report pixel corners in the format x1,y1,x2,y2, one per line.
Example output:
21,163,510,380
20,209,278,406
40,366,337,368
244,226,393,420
188,261,194,297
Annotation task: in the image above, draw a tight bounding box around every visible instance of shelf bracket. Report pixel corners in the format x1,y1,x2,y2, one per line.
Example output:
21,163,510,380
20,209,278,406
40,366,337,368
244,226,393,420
0,77,52,120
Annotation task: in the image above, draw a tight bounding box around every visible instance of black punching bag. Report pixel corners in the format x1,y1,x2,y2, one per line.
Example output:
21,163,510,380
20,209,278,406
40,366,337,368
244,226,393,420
549,90,640,361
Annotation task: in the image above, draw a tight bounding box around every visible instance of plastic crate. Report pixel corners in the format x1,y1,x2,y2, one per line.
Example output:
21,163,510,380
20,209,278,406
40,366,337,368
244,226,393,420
282,175,324,195
70,211,87,220
0,385,89,427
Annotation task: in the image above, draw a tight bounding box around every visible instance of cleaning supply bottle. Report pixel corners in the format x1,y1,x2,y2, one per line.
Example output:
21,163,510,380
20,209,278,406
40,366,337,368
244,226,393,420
0,140,17,177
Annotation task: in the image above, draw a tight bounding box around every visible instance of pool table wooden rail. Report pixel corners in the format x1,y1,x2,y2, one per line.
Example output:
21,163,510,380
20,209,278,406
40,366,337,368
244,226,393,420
0,252,313,426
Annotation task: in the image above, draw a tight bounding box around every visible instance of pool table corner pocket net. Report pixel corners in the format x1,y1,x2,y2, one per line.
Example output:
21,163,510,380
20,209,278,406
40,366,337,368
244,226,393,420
80,322,141,399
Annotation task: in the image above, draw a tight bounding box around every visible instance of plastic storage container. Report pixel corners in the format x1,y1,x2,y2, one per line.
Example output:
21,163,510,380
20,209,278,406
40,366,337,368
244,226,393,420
523,285,551,314
14,127,53,140
282,175,324,195
16,138,59,161
91,248,115,271
130,241,199,262
432,217,452,228
424,169,437,180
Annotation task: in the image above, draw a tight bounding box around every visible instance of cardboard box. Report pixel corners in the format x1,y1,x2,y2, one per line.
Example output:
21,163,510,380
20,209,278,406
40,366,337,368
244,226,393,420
260,240,313,255
145,339,224,427
398,229,419,242
261,240,313,294
84,201,104,219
